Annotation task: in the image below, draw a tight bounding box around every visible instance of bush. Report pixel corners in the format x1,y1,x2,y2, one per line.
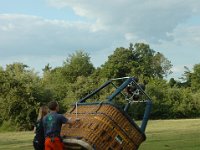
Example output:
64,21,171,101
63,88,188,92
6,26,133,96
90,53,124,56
0,120,17,132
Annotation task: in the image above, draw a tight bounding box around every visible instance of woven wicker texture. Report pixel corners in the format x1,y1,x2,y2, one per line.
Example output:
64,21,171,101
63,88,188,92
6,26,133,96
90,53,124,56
61,103,145,150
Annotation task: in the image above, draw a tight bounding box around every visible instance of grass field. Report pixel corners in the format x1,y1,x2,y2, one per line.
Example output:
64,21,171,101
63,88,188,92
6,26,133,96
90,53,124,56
0,119,199,150
140,119,200,150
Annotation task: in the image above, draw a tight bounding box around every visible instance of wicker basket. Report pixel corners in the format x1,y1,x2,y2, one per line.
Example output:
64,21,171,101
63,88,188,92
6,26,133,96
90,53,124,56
61,103,146,150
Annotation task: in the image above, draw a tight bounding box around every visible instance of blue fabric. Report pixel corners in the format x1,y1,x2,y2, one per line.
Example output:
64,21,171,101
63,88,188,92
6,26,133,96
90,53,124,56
43,112,67,137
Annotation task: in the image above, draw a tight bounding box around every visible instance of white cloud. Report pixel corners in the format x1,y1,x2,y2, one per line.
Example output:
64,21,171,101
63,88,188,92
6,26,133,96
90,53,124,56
47,0,200,42
0,13,123,70
0,13,119,56
172,25,200,47
0,55,66,74
168,64,194,80
1,0,200,79
171,65,185,73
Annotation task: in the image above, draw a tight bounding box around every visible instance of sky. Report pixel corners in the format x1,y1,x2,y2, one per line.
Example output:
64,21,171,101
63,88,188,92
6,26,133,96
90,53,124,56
0,0,200,79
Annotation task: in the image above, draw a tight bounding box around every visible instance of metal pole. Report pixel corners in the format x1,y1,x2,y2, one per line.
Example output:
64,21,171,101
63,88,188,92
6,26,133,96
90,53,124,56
108,78,133,102
79,80,112,103
140,100,152,133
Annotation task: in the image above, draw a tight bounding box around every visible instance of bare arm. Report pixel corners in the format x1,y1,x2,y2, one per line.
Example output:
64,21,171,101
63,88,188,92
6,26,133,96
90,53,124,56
66,117,80,125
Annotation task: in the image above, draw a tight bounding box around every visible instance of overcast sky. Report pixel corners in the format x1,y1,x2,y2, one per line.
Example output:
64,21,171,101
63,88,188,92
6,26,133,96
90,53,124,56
0,0,200,79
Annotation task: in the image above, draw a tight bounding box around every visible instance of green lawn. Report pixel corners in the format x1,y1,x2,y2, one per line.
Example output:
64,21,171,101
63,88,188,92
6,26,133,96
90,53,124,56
0,131,34,150
140,119,200,150
0,119,199,150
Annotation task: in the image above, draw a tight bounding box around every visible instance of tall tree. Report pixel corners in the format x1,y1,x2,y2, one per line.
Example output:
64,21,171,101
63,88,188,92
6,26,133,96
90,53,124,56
191,64,200,91
132,43,172,79
100,43,172,80
0,63,49,129
100,47,135,79
63,50,95,83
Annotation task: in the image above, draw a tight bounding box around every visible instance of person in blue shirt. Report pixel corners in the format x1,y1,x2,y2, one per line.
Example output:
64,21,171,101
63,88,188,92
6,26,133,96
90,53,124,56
43,101,76,150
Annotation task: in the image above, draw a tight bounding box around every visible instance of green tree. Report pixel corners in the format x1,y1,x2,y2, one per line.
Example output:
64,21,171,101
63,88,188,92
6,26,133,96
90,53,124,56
63,76,97,109
100,43,172,81
100,47,136,79
146,79,170,119
0,63,50,130
191,64,200,91
63,50,95,83
132,43,172,79
168,78,177,87
42,66,69,102
41,50,95,112
178,66,192,88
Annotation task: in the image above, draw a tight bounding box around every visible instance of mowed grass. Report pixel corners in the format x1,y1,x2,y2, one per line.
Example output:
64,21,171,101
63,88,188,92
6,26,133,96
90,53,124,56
0,131,34,150
0,119,199,150
140,119,200,150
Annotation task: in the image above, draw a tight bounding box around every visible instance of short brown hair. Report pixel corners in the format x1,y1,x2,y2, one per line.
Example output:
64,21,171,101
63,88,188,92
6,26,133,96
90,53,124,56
48,101,58,111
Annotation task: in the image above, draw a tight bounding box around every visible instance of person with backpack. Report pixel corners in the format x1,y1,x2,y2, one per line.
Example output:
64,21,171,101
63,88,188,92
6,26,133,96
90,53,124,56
33,105,49,150
43,101,78,150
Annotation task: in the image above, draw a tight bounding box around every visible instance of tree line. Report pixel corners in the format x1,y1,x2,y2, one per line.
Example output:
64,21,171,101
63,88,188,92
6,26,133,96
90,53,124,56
0,43,200,130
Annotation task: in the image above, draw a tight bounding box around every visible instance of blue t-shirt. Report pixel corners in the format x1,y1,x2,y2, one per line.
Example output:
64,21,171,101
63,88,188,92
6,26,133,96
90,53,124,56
43,112,67,137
